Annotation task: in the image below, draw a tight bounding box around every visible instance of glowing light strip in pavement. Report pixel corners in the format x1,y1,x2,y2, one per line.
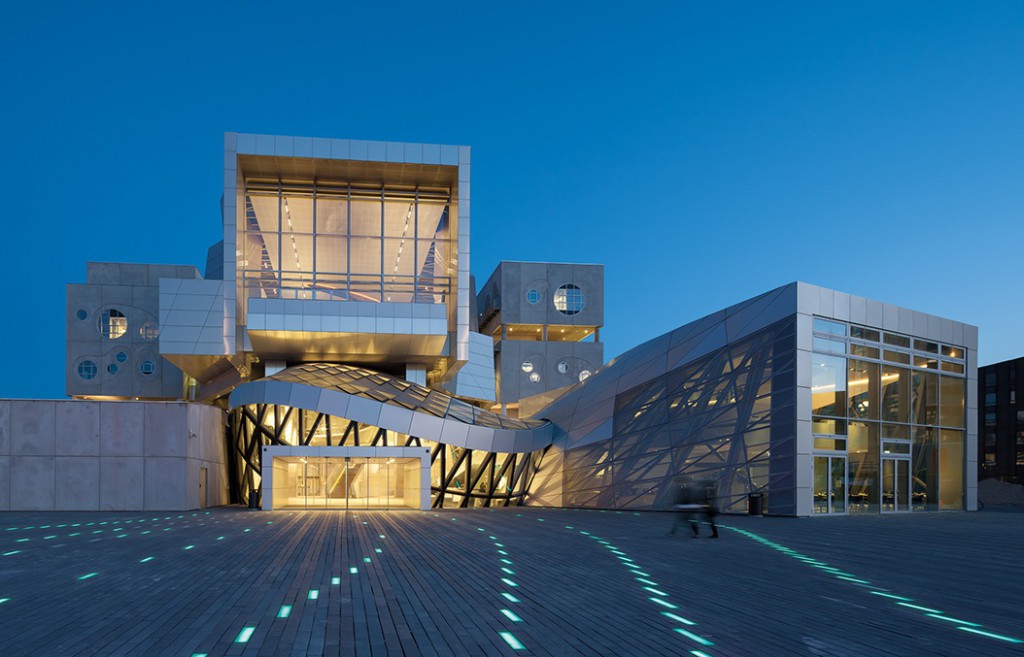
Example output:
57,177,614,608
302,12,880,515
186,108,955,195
725,525,1023,645
234,626,255,643
571,528,716,652
499,631,525,650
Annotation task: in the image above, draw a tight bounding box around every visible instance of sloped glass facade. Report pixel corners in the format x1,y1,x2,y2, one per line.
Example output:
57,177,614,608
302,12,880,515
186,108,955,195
561,317,796,513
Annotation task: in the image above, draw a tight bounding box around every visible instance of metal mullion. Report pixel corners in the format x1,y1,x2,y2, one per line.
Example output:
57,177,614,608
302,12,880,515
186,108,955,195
312,179,317,292
380,186,385,300
413,188,418,299
304,413,324,446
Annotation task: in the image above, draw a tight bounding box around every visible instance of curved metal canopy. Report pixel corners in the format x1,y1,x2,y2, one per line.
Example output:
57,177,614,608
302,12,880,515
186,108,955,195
229,363,552,454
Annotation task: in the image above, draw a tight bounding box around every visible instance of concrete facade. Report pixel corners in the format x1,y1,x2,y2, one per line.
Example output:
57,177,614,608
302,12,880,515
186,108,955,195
67,263,198,399
0,400,229,511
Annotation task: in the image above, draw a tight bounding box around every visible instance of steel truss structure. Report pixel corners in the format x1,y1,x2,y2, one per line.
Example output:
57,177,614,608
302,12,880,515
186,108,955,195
229,404,545,508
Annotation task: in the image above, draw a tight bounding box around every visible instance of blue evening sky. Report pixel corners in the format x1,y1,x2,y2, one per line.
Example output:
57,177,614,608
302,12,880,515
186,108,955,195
2,2,1021,399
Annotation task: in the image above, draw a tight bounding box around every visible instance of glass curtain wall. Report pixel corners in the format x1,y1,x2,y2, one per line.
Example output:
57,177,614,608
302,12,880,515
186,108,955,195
811,318,966,513
240,181,451,305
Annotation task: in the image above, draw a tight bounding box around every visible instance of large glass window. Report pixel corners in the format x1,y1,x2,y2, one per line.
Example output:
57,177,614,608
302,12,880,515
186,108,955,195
811,353,847,417
240,183,452,304
911,370,938,426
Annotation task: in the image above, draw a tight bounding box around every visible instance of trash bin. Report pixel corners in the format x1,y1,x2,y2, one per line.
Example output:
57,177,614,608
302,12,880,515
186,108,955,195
247,489,261,510
748,493,763,516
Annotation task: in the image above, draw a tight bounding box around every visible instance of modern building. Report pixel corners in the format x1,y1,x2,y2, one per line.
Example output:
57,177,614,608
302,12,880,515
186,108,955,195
978,356,1024,484
0,133,980,516
528,283,978,516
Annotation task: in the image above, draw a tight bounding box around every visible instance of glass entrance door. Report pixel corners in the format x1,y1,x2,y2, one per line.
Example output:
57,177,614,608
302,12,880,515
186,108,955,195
881,457,911,512
273,456,421,510
813,455,847,514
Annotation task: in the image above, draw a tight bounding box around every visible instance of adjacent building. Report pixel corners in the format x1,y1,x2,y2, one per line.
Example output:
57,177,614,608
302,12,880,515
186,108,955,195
978,356,1024,484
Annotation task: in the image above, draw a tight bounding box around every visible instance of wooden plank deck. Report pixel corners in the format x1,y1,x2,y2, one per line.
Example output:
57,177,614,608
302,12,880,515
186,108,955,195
0,508,1021,656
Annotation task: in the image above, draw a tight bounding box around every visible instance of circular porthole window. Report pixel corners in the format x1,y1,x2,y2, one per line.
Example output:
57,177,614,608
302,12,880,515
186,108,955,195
107,363,119,375
521,361,534,373
77,360,98,380
529,372,541,383
140,321,160,340
579,370,592,382
526,289,541,304
115,352,128,363
140,360,156,375
76,309,88,321
554,284,584,315
98,308,127,339
557,361,569,374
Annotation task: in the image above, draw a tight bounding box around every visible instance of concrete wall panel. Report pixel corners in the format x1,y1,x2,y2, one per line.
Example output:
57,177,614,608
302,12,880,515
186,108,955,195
55,457,100,510
11,456,55,510
11,401,56,456
56,402,100,456
99,457,144,510
100,403,145,456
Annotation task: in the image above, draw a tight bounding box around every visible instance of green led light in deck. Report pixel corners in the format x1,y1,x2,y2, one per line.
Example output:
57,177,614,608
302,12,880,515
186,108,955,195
497,550,508,555
363,557,371,563
500,559,513,565
897,602,942,614
15,539,29,543
374,548,382,554
308,589,319,600
184,545,195,550
43,535,56,540
244,529,251,532
332,577,341,585
0,598,10,605
217,536,224,541
498,631,525,650
630,570,651,577
350,567,358,574
69,532,81,537
495,543,504,547
650,597,677,609
501,592,520,603
674,628,714,646
78,572,98,581
869,591,912,602
2,551,20,556
637,578,659,586
500,609,523,622
690,651,713,657
837,576,870,584
955,627,1023,643
643,587,668,597
580,531,590,535
501,578,518,587
926,614,980,627
661,612,696,626
477,527,485,531
190,653,208,657
234,626,256,643
277,605,292,618
501,567,516,575
379,534,385,539
140,557,155,563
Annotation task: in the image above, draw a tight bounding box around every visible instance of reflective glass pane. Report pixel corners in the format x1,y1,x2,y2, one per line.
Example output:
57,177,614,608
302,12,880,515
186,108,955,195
848,422,878,513
912,427,936,511
912,371,938,426
941,345,964,359
851,343,880,359
814,318,847,336
883,350,911,364
881,366,911,424
939,430,964,510
813,337,847,354
939,375,965,428
850,326,880,341
811,354,847,417
848,360,879,420
830,457,846,514
813,456,830,514
884,333,911,348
